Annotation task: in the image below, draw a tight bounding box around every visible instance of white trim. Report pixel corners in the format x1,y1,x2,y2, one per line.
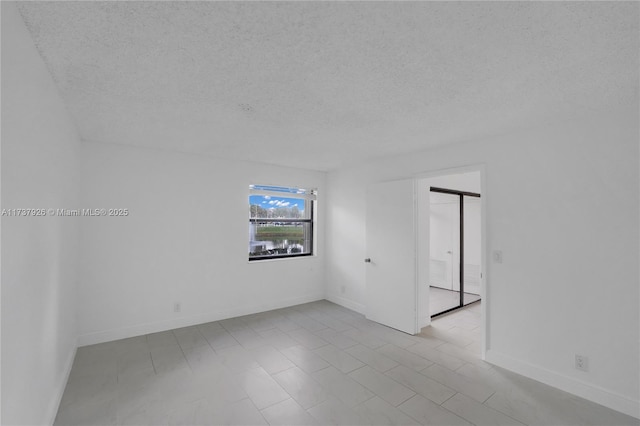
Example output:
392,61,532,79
478,166,488,359
412,178,420,335
250,189,317,201
46,342,77,425
326,294,366,315
486,350,640,419
77,293,324,346
416,178,431,331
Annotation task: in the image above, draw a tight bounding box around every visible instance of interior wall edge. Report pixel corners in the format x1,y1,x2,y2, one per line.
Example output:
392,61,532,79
77,293,325,347
2,2,82,424
485,349,640,419
45,344,77,425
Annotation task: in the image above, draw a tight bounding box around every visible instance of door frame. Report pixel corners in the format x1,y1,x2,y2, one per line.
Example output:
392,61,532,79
416,164,488,360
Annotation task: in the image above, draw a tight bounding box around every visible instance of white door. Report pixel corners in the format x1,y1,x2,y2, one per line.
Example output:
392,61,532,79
365,179,418,335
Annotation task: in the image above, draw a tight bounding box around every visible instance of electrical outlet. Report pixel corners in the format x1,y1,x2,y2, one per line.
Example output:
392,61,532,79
174,302,181,313
575,354,589,372
340,285,346,295
493,250,503,263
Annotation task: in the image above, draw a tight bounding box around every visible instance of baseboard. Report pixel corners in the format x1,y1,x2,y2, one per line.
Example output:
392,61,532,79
77,293,325,346
485,349,640,419
325,294,365,314
46,341,77,425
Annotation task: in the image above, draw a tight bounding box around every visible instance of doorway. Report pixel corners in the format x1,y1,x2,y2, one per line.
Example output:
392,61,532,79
429,187,481,317
364,168,485,345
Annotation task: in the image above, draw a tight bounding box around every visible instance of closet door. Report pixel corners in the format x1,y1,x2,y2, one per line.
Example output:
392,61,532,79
429,191,460,314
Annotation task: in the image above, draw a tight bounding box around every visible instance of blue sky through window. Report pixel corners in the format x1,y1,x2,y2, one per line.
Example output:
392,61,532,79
249,195,305,212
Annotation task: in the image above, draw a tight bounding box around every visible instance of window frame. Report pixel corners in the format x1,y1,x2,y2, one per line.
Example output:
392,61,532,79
248,185,316,261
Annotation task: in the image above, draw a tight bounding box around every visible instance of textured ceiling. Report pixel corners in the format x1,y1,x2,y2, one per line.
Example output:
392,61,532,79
17,1,639,171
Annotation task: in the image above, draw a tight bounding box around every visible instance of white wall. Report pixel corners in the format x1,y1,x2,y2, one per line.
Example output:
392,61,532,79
1,3,81,424
326,107,639,417
78,142,326,345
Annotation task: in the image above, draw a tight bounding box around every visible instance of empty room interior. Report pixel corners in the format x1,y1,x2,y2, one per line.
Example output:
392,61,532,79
2,2,639,425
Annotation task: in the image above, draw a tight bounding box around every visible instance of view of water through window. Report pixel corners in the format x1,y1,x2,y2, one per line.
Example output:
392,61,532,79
249,193,313,259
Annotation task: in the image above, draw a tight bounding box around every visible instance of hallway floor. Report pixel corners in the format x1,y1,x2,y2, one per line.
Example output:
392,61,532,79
56,300,638,425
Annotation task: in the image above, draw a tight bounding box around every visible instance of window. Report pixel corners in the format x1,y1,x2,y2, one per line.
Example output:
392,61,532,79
249,185,316,260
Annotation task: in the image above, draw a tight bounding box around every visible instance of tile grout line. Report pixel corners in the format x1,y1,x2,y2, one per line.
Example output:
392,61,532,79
439,391,460,406
481,390,496,404
480,392,533,426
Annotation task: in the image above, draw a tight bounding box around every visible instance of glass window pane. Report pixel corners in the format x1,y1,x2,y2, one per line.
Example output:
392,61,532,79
429,191,460,315
249,195,309,219
249,221,312,258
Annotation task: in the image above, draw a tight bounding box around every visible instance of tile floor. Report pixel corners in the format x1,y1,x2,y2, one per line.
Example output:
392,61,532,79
55,300,638,425
429,287,481,317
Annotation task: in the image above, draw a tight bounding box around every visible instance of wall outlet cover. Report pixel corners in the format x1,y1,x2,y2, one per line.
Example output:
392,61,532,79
575,354,589,372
